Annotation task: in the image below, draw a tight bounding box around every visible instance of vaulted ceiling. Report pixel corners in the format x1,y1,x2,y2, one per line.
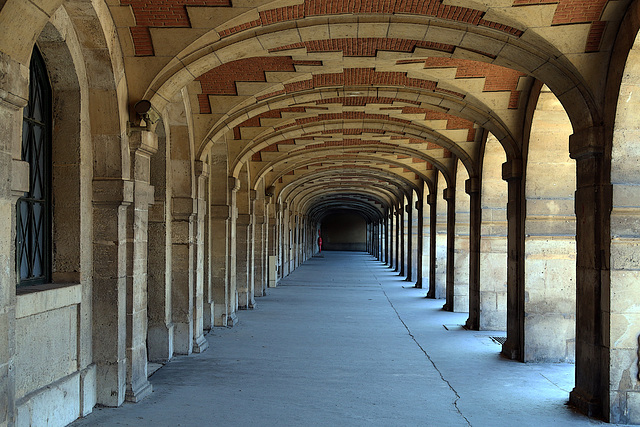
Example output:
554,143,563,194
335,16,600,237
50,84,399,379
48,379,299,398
109,0,628,221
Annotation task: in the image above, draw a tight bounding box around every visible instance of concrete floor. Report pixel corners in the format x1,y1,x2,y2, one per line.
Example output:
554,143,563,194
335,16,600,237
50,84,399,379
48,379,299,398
72,251,628,426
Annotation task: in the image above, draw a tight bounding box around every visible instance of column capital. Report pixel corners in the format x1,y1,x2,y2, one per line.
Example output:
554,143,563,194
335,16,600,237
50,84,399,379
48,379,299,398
502,159,522,181
569,126,604,160
465,177,480,194
195,160,209,178
427,194,437,205
229,176,240,192
129,130,158,157
443,187,455,200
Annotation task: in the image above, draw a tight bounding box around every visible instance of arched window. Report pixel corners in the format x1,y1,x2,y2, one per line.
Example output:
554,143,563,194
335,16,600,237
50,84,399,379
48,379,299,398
17,47,52,286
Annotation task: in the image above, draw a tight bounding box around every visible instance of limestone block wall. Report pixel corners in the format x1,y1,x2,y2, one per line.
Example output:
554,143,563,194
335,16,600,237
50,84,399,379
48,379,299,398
524,88,576,362
480,134,508,330
608,35,640,423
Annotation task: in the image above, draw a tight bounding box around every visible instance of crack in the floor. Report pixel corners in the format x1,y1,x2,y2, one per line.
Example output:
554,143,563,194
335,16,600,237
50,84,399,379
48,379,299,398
539,373,571,393
376,276,472,427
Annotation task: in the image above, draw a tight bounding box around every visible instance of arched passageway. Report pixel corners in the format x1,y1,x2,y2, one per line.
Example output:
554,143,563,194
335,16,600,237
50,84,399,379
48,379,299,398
1,1,640,425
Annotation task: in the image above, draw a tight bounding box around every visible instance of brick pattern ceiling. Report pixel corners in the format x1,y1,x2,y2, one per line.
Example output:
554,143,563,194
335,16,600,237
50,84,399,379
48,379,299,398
110,0,623,214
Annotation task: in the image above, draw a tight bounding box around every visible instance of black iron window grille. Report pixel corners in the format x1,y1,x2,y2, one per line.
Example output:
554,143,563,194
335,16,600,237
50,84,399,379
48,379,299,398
17,47,52,287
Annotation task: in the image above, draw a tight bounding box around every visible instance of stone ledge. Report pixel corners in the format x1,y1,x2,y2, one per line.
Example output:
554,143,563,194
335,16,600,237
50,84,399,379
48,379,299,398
16,283,81,319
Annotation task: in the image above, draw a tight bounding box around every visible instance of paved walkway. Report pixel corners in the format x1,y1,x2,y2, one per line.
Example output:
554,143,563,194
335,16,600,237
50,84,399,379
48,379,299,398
73,252,626,426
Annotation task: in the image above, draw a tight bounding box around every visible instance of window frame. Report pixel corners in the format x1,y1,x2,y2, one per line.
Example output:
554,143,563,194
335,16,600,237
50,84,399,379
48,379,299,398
17,47,52,287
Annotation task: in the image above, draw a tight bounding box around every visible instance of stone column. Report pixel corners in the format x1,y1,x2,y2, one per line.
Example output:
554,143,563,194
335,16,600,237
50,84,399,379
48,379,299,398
227,177,239,319
415,187,424,288
171,195,195,355
208,144,234,326
124,131,156,402
435,173,448,299
267,200,278,288
453,164,470,313
236,168,253,309
148,128,173,362
400,203,406,277
405,194,412,281
253,186,266,298
192,161,209,353
568,127,610,418
0,54,28,424
395,206,401,272
501,159,525,361
466,178,481,330
427,193,437,299
444,186,456,312
388,209,394,267
93,179,132,406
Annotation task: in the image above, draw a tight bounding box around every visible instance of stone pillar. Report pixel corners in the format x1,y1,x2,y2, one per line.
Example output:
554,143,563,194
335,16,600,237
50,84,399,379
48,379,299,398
192,161,209,353
227,177,239,318
208,144,234,326
444,186,456,312
404,194,412,281
253,185,266,298
148,128,173,362
281,203,289,277
453,164,469,313
413,193,422,288
124,131,156,402
568,127,610,419
435,173,447,299
419,182,429,290
93,179,132,406
0,54,28,424
427,193,437,299
236,169,252,309
466,177,481,330
388,209,395,267
171,195,195,355
501,159,525,361
400,203,406,277
395,206,401,272
268,200,278,288
385,210,391,265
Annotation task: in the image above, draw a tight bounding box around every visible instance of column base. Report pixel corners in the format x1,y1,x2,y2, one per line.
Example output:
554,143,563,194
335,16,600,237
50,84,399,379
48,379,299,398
192,333,209,354
464,317,479,331
238,292,249,309
125,380,153,403
501,339,520,360
147,323,174,363
172,322,193,355
225,312,238,327
203,302,214,331
569,387,603,420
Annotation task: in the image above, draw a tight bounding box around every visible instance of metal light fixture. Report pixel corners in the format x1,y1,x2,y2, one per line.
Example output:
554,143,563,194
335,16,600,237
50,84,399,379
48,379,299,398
127,99,161,135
